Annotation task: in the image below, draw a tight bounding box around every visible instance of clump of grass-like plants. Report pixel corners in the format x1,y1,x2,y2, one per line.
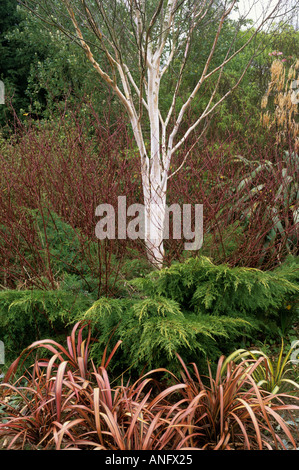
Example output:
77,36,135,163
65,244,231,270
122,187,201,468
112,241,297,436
0,322,298,450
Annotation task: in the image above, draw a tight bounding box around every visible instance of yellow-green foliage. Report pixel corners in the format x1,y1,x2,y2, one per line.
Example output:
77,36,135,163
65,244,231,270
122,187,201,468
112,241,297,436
81,257,299,374
1,256,297,375
0,289,93,365
134,256,298,317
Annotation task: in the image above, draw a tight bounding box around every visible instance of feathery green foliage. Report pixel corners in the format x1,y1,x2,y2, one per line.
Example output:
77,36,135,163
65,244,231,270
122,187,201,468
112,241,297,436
1,256,297,376
80,294,248,375
131,256,298,318
0,289,93,366
79,257,299,374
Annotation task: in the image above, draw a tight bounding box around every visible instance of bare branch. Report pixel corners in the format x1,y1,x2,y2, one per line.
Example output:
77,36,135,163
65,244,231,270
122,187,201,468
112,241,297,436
167,1,237,149
171,51,256,157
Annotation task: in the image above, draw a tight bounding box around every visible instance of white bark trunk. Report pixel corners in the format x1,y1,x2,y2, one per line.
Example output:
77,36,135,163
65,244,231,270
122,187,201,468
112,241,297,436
35,0,290,270
144,191,166,268
128,97,167,269
144,53,167,268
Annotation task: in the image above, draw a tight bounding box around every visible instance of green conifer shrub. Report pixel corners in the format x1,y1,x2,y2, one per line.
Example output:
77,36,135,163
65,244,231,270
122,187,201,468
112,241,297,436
80,257,299,375
1,256,297,376
0,289,93,367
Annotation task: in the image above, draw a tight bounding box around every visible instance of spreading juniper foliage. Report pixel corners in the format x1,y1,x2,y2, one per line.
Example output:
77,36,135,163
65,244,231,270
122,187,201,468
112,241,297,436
80,257,299,374
132,256,299,318
0,256,297,375
0,289,93,365
273,255,299,284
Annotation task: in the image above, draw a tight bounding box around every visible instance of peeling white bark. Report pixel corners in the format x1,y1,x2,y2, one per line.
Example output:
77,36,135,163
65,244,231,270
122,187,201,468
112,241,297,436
47,0,290,268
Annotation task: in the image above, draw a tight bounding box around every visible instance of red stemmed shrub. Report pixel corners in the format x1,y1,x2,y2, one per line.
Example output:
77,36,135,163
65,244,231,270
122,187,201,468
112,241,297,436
0,103,145,294
167,131,298,269
1,101,297,295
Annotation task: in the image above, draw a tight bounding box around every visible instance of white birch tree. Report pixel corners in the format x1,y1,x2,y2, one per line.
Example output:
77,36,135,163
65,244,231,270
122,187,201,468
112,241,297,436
20,0,297,267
